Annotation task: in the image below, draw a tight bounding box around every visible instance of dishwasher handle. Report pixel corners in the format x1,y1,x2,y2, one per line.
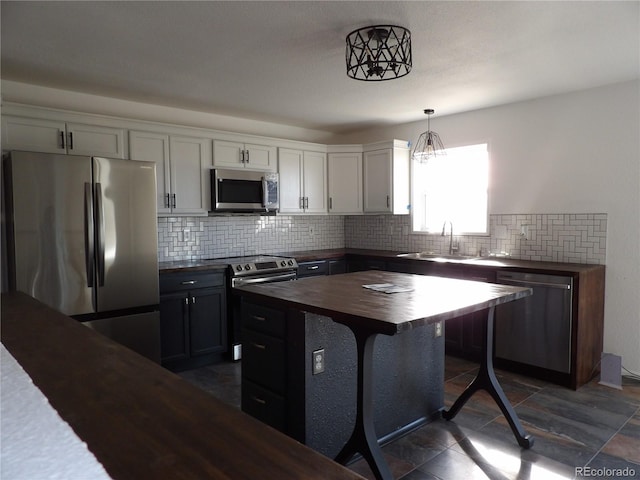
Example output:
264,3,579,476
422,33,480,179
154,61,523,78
497,276,571,290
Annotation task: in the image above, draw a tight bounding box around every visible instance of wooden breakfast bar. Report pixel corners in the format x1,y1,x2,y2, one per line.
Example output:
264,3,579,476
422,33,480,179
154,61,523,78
237,270,534,480
1,291,366,480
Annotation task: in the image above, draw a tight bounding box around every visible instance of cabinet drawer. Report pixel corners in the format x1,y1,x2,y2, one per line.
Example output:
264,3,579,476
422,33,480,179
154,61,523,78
242,302,286,337
297,260,328,277
160,271,225,293
242,330,285,393
241,379,285,431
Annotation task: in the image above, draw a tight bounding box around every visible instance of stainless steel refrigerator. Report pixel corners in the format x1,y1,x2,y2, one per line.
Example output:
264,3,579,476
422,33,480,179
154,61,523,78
3,151,160,362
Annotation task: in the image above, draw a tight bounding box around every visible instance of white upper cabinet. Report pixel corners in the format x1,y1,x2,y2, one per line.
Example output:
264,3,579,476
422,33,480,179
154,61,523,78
328,152,362,214
213,139,276,171
363,140,410,214
278,148,327,214
129,130,211,216
1,116,126,158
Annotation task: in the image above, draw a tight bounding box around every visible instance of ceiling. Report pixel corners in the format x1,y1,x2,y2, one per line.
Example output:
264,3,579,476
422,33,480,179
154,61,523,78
1,1,638,134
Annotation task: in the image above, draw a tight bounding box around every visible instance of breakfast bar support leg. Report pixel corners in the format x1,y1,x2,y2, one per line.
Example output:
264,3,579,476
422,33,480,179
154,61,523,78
334,327,392,480
442,306,534,449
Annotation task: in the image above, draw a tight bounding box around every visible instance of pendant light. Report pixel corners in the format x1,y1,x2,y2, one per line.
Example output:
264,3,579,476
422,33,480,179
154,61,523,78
412,109,446,163
346,25,412,81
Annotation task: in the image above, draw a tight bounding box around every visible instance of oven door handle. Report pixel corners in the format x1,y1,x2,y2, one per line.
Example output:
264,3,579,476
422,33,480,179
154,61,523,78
233,271,297,287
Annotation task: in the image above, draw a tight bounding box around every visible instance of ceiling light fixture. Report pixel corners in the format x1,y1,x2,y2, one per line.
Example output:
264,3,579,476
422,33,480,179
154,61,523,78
345,25,411,81
412,109,446,163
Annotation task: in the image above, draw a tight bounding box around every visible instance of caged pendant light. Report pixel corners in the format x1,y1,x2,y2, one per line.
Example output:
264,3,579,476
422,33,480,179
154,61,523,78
412,109,446,163
346,25,411,81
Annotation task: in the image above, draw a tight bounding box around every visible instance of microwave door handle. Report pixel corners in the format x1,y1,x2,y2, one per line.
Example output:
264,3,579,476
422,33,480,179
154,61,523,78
262,177,268,208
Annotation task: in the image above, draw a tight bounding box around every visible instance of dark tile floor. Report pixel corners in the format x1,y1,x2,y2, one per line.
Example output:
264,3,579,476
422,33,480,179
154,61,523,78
179,356,640,480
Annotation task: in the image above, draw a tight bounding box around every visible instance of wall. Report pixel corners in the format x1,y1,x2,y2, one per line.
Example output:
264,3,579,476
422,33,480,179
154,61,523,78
158,215,344,262
334,80,640,375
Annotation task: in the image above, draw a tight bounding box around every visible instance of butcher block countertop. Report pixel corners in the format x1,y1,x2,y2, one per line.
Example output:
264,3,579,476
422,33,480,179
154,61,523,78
237,270,531,336
0,292,365,480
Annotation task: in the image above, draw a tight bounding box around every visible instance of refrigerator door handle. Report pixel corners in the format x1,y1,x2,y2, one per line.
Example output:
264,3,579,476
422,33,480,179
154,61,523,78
84,182,95,288
95,183,106,287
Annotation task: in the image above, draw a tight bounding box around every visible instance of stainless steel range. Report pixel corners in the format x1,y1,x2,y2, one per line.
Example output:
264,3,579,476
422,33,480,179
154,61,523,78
228,255,298,287
225,255,298,360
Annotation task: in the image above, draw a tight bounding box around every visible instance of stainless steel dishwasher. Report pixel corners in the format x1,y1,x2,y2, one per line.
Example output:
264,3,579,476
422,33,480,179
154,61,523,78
495,271,573,373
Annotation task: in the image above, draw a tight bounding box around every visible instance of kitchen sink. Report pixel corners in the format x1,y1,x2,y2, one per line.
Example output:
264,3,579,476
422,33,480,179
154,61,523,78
396,252,481,263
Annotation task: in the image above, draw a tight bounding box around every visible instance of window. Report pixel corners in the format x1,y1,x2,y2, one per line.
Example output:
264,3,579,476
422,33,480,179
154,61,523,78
411,143,489,235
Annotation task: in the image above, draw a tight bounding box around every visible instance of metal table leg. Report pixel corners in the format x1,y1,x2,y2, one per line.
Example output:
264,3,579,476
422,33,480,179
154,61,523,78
334,327,393,480
442,306,534,449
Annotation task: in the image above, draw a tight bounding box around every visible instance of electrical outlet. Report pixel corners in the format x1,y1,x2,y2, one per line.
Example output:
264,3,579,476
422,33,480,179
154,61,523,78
312,348,325,375
434,321,443,338
309,226,314,236
183,228,191,241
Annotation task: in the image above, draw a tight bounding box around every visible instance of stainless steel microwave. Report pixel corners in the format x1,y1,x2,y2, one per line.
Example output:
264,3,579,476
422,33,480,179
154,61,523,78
210,169,279,213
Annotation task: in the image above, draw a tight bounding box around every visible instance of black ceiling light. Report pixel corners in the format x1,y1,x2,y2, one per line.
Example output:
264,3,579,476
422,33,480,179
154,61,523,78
346,25,412,81
412,109,446,163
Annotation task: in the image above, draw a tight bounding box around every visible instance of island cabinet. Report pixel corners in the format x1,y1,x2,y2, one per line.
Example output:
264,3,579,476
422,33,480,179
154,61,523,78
240,296,443,458
159,271,227,371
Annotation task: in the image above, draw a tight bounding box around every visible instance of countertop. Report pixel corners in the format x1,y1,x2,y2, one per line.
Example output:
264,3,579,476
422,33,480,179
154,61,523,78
236,270,531,336
160,248,604,275
0,291,365,480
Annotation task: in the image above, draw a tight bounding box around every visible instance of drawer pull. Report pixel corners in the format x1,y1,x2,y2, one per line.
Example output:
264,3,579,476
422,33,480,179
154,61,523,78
307,265,319,270
251,342,266,350
181,280,197,285
252,396,267,405
252,315,266,322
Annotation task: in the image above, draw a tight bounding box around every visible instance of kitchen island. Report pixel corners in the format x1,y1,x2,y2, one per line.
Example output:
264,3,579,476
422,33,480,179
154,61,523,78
237,270,533,480
1,291,366,480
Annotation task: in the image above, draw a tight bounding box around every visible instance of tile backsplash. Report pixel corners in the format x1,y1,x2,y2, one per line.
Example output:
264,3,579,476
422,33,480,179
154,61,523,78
159,213,606,265
158,215,345,262
345,213,607,264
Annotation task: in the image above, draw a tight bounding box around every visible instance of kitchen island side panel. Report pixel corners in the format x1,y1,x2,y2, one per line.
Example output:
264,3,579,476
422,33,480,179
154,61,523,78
303,313,444,458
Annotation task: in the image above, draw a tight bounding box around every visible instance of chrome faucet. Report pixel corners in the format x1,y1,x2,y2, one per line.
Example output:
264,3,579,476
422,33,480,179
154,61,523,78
441,221,457,255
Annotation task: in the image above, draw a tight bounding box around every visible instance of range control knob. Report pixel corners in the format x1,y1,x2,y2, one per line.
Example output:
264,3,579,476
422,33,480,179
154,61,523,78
235,265,243,272
280,260,287,267
244,264,251,271
287,260,294,266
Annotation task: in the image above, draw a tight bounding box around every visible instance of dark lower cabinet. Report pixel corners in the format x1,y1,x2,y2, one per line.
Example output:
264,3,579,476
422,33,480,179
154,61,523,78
159,271,227,371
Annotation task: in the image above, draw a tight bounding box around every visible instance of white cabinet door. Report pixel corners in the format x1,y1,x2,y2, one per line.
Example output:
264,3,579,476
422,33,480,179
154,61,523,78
169,136,211,215
129,131,171,214
66,123,125,158
244,143,275,170
303,151,327,213
213,140,244,168
328,152,362,214
213,139,276,170
1,116,66,154
363,149,392,213
1,116,125,158
278,148,304,213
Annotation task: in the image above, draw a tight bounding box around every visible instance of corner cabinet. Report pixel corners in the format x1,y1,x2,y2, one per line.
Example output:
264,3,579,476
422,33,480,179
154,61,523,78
363,140,410,214
159,271,227,371
1,115,126,158
129,130,211,216
327,151,363,214
213,139,276,171
278,148,327,214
